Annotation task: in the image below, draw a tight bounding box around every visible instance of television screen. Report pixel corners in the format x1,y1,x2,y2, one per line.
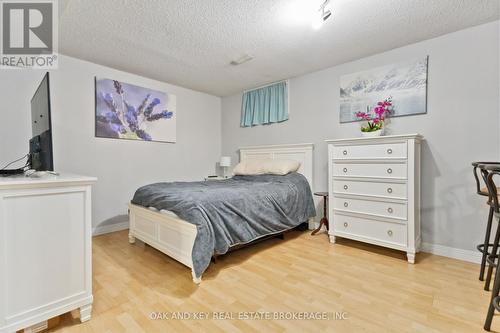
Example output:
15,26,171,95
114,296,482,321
30,73,54,171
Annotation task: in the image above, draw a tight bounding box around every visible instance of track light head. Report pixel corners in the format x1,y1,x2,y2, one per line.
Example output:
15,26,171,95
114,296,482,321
312,0,332,29
322,9,332,21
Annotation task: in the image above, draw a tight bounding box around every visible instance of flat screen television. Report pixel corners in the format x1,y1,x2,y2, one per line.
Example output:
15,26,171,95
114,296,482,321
29,72,54,171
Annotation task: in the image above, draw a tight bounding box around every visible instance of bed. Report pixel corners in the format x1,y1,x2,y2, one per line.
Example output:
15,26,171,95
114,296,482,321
128,143,315,283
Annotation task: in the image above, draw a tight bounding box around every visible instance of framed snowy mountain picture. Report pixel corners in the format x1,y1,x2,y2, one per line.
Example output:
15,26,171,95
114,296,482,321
95,78,176,142
339,57,428,123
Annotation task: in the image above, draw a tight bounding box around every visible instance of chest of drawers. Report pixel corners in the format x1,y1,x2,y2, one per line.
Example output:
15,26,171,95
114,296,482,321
326,134,423,263
0,174,96,333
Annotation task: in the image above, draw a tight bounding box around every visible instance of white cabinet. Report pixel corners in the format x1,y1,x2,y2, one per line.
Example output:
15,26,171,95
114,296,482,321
0,174,96,333
326,134,423,263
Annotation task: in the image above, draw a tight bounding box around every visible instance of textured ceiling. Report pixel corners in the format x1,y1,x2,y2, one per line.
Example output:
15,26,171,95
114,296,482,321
58,0,499,96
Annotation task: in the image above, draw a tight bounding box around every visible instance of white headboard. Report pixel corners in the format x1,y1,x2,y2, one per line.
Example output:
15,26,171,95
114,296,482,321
239,143,314,189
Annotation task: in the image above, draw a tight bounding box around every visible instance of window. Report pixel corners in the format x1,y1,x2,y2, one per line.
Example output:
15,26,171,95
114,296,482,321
241,81,288,127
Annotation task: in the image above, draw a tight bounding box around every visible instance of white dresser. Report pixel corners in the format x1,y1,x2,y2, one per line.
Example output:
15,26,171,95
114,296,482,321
0,174,96,333
326,134,423,263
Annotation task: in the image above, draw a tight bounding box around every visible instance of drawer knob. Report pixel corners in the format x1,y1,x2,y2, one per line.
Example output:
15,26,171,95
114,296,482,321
343,150,348,155
387,148,393,154
387,188,393,194
387,230,393,237
387,168,393,174
344,202,349,208
343,185,348,190
343,222,348,228
387,207,393,214
343,168,348,173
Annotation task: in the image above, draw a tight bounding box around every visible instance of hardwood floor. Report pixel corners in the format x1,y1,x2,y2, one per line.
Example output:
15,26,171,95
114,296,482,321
49,230,498,332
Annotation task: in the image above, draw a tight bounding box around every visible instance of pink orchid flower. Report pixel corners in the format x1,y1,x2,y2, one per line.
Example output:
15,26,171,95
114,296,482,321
355,112,370,120
355,97,392,133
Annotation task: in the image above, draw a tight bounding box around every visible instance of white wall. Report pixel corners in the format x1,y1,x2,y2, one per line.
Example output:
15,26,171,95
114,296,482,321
0,55,221,231
221,21,500,253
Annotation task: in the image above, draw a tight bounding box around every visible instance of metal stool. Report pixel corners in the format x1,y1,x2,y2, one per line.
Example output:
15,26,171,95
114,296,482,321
482,164,500,331
473,162,500,284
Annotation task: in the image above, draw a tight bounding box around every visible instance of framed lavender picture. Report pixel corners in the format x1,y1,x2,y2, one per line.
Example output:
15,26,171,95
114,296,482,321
95,78,176,143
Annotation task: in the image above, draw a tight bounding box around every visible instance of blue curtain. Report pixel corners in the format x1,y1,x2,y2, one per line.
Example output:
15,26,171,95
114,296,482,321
240,81,288,127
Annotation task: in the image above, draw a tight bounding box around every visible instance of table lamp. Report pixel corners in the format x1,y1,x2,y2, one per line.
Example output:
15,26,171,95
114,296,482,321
220,156,231,178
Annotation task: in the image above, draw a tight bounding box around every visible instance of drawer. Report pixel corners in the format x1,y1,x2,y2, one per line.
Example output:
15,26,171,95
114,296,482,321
333,213,407,246
333,142,407,160
333,180,407,199
333,162,407,179
333,196,407,220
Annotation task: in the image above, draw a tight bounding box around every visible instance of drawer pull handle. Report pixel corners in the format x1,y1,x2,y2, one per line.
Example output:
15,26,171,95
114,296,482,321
344,222,348,228
343,185,348,190
387,168,393,174
387,207,393,214
387,230,393,237
343,168,348,173
387,188,393,194
343,150,348,155
387,148,393,154
344,202,349,208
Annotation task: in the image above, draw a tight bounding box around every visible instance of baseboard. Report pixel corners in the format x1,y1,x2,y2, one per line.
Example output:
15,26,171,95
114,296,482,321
419,242,481,264
322,219,479,264
93,221,129,236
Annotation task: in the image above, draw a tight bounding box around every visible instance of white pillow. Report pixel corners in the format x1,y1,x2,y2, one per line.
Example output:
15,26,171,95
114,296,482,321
233,159,301,176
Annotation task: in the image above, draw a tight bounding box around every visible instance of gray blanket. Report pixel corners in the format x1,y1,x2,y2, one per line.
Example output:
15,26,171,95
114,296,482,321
131,172,316,279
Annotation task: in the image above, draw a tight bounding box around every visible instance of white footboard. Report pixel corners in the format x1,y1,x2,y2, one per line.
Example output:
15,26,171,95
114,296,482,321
128,204,199,283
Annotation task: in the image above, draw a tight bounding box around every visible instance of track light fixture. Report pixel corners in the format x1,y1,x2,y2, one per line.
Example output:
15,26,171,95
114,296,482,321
312,0,332,29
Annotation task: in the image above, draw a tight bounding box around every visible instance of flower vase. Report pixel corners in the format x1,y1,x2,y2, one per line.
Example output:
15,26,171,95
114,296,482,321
360,126,384,137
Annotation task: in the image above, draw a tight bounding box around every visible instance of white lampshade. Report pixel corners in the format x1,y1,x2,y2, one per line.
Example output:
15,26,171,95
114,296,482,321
220,156,232,167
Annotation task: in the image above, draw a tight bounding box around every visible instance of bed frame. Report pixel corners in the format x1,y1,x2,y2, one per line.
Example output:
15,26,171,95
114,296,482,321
128,143,314,283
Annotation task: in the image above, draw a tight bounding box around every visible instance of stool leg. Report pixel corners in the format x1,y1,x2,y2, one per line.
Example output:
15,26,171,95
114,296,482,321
484,259,500,331
481,207,495,281
486,216,500,291
311,218,328,235
311,196,328,236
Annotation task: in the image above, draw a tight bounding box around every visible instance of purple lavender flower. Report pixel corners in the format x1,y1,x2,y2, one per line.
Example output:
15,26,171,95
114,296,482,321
113,80,123,94
110,123,127,134
135,129,152,141
102,93,118,113
144,98,161,117
137,94,151,115
102,111,122,124
147,110,173,121
125,103,139,132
